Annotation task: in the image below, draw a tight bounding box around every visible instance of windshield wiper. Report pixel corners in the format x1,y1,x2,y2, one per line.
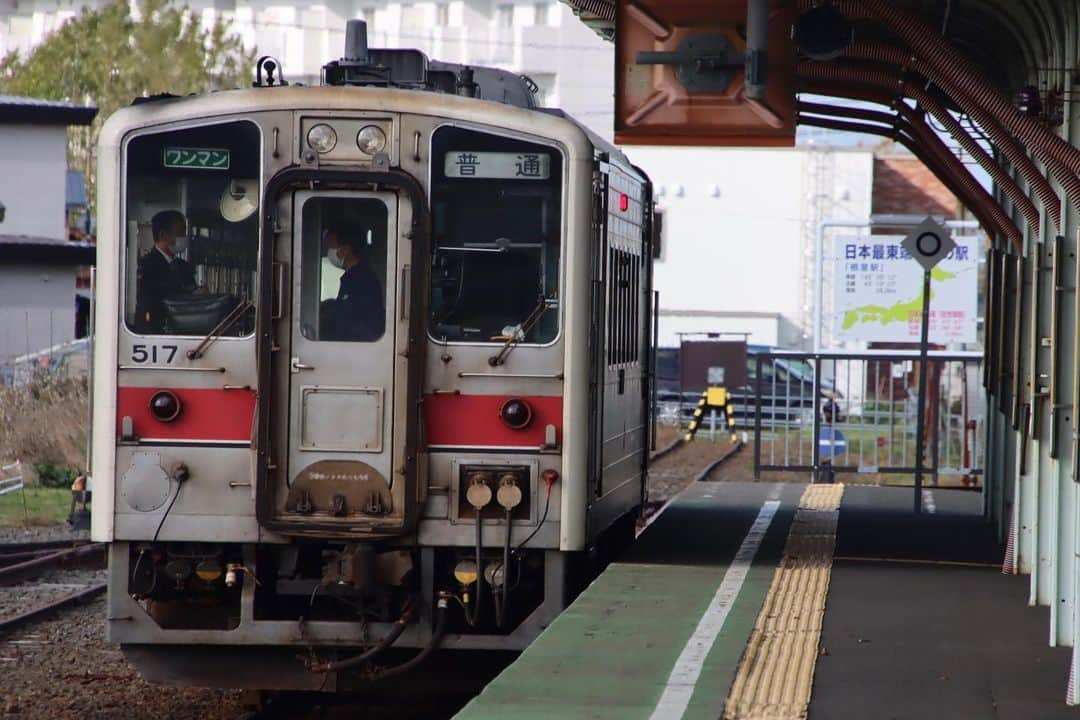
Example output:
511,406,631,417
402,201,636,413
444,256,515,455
187,299,254,360
437,237,513,255
488,297,550,367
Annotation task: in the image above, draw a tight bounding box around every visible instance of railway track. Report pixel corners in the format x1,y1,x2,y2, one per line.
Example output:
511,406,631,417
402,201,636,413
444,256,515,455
0,538,92,554
0,541,107,635
693,439,745,482
640,436,745,532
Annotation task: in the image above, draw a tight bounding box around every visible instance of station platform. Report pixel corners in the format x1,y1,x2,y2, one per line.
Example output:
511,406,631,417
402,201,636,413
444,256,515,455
454,481,1080,720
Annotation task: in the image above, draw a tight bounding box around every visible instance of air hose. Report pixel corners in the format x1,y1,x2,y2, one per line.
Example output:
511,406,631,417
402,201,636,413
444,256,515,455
463,513,484,626
365,594,449,681
307,602,414,673
493,507,513,629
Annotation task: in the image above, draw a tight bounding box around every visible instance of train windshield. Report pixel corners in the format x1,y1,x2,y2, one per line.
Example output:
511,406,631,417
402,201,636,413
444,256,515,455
123,120,260,337
429,127,562,344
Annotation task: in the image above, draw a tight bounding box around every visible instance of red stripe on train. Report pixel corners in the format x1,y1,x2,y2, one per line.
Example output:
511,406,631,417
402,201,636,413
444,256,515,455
116,387,256,442
424,394,562,448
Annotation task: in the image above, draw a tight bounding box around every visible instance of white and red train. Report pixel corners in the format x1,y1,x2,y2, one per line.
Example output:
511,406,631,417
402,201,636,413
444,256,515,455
90,23,656,690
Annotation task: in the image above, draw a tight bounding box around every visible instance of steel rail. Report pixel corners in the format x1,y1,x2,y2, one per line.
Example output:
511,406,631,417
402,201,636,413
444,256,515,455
694,440,746,483
639,438,746,534
0,582,107,634
0,539,91,554
0,549,63,567
0,543,105,587
649,435,685,463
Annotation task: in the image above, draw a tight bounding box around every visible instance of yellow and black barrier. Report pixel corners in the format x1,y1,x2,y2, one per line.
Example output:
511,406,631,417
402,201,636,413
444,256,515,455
684,387,738,443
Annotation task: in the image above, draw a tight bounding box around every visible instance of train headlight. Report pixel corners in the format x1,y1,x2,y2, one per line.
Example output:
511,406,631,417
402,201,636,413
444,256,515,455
149,390,182,423
356,125,387,155
307,123,338,154
499,398,533,430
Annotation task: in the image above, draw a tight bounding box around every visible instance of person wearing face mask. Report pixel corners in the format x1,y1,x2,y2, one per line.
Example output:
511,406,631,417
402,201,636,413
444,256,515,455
134,210,200,333
322,225,385,342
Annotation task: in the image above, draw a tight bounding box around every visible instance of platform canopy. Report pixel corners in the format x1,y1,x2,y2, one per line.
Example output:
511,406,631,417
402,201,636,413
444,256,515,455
559,0,1079,250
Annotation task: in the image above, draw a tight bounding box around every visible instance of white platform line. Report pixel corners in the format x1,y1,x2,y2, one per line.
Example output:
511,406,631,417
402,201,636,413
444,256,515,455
649,499,782,720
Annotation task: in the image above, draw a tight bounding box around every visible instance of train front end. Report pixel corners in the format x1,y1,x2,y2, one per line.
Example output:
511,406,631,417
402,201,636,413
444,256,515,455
88,30,642,692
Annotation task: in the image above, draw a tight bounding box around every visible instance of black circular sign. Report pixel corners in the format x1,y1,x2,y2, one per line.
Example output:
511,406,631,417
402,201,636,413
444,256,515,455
916,232,942,257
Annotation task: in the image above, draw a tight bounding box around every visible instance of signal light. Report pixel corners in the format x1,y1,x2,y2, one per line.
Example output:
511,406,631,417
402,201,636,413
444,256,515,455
619,193,629,211
499,398,533,430
149,390,182,422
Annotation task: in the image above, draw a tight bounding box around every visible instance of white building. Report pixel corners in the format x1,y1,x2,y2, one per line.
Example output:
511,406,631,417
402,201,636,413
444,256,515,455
630,146,873,348
0,95,96,365
0,1,617,136
0,1,875,351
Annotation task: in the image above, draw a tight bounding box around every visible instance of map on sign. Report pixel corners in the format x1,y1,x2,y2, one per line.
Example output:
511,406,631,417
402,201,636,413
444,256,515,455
832,234,978,344
444,151,551,179
162,147,231,170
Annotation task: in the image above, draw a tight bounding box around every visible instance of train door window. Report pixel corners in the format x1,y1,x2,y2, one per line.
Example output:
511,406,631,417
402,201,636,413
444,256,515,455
123,120,260,336
429,126,563,344
298,197,388,343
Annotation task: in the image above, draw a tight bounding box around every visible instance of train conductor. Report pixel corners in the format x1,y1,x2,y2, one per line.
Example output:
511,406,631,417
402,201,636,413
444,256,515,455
134,210,198,333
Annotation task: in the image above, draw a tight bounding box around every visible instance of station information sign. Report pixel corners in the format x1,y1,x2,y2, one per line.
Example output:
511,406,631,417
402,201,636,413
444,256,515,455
832,234,978,344
444,151,551,179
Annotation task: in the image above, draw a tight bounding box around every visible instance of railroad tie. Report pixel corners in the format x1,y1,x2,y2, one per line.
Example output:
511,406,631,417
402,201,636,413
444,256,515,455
723,483,844,720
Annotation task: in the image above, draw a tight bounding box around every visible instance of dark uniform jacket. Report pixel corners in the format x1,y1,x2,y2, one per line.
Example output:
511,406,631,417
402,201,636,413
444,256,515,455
327,263,384,341
135,248,196,333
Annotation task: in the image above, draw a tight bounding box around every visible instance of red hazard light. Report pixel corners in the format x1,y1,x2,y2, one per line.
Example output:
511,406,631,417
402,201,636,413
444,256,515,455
149,390,182,423
619,193,629,211
499,398,533,430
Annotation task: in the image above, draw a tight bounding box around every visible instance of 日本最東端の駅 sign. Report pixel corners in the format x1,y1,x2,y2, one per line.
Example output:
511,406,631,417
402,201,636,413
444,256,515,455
832,234,978,344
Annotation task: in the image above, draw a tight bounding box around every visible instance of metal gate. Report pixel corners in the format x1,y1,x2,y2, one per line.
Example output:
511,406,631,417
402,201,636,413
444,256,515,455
751,351,984,487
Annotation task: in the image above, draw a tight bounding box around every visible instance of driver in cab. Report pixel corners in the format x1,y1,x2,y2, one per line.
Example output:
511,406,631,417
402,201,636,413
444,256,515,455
135,209,203,333
322,225,384,342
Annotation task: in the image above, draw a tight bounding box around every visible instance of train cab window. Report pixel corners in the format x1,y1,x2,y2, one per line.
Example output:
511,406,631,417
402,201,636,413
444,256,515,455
298,197,388,342
123,120,260,337
429,126,562,344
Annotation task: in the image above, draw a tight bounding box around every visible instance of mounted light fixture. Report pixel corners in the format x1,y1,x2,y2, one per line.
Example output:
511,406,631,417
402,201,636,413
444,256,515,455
307,123,338,153
149,390,182,422
356,125,387,154
499,398,533,430
794,1,853,62
1014,85,1042,117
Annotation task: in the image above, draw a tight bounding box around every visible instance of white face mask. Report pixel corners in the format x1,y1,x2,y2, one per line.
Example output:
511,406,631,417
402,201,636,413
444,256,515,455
173,235,190,254
326,246,345,269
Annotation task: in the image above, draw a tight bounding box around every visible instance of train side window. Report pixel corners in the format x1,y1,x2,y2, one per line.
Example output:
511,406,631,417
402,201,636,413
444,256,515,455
603,169,646,368
429,126,562,344
298,197,388,343
123,120,260,337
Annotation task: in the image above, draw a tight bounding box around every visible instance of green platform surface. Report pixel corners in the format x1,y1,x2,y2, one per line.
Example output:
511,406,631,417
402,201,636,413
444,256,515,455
454,482,802,720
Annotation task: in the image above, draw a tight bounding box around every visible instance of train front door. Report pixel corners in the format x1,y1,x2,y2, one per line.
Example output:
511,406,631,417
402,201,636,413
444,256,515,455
282,190,409,530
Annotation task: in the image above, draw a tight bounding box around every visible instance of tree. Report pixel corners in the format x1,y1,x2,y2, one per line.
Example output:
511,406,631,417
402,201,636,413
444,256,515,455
0,0,255,215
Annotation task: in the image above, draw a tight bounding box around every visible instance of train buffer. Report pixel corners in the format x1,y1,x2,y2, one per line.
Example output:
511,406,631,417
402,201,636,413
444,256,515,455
455,482,1078,719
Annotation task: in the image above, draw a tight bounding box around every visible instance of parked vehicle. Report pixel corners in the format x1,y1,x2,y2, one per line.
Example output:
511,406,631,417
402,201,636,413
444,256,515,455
0,338,89,387
654,345,843,427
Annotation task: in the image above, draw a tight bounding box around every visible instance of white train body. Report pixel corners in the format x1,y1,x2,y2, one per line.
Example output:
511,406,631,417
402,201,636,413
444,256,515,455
91,41,654,690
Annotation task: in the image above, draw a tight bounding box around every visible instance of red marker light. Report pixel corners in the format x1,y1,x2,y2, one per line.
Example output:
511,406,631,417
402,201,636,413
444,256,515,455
149,390,182,422
619,193,629,211
499,398,533,430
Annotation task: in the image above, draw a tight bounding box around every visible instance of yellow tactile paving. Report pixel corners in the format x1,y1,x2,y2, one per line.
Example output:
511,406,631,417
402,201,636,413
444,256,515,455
724,484,844,720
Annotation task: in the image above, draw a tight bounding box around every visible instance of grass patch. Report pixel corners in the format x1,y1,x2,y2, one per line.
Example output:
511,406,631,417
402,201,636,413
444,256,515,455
0,485,71,527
